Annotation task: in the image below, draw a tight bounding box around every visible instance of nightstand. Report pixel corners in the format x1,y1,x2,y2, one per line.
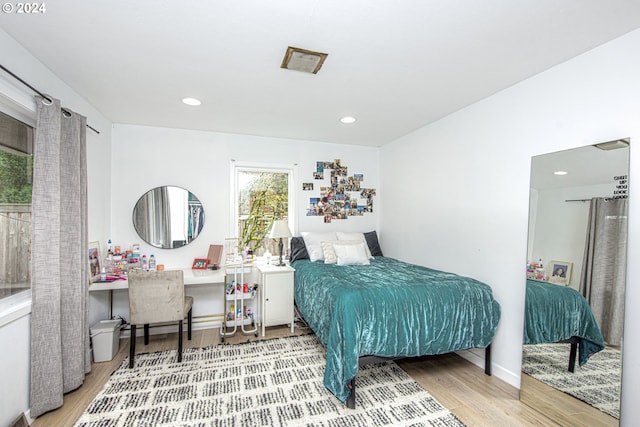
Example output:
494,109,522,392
256,264,295,337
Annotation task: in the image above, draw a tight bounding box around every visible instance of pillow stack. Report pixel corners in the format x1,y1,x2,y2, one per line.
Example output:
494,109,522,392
300,231,337,262
301,231,376,266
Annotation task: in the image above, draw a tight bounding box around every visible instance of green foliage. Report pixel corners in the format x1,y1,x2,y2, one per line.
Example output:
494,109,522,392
238,171,288,252
0,150,33,203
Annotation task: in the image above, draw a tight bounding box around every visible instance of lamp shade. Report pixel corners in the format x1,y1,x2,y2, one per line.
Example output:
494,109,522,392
268,220,292,239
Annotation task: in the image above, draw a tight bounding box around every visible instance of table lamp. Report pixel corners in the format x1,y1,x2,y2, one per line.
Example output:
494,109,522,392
268,220,292,266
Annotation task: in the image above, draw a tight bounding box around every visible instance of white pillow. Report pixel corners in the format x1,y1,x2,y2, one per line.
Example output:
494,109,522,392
336,232,373,259
321,240,361,264
301,231,338,262
334,242,371,266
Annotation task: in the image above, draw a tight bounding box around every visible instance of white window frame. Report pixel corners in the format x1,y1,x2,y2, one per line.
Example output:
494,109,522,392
230,161,298,242
0,96,36,323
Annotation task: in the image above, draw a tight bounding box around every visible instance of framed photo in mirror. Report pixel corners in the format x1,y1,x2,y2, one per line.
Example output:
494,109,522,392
548,260,572,285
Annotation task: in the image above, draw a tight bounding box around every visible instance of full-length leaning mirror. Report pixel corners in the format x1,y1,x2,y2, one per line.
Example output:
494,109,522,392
132,186,205,249
520,139,629,426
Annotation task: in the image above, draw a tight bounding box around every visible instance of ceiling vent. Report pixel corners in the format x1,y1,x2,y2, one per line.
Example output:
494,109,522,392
281,47,328,74
594,138,630,151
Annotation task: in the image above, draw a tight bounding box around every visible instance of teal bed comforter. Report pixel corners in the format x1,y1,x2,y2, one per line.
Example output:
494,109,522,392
524,279,605,365
292,257,501,403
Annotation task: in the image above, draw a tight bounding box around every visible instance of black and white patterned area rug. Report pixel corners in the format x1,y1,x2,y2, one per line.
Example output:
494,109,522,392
522,343,621,419
75,334,464,427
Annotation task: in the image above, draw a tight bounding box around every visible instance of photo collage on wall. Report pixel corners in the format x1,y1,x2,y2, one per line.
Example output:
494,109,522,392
303,159,376,223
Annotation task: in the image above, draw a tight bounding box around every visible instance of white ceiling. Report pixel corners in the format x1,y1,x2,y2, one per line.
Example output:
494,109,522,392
531,142,630,191
2,1,640,147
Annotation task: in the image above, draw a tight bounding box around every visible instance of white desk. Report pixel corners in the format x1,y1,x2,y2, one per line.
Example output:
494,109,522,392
89,268,226,318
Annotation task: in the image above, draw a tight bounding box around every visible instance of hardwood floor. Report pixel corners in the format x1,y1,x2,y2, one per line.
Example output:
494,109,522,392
30,326,613,427
519,374,617,427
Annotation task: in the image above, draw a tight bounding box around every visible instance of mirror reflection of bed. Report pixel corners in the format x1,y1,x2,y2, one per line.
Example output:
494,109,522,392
520,140,629,426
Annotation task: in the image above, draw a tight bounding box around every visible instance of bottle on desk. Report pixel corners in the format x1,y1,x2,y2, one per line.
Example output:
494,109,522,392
141,254,148,271
149,254,156,271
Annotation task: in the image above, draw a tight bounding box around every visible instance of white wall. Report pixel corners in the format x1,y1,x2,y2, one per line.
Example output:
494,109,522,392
0,314,29,427
104,124,379,322
110,124,379,266
380,28,640,425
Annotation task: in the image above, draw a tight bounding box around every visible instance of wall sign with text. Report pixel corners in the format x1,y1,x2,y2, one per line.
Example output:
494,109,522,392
612,175,628,199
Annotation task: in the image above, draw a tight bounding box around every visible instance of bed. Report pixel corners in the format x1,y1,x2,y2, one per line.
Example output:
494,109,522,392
523,279,605,371
290,232,501,407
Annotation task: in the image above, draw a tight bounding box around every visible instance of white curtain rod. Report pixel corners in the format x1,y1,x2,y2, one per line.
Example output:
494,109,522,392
0,63,100,134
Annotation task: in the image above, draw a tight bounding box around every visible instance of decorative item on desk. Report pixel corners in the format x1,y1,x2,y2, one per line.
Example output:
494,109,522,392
268,220,292,266
207,244,223,269
192,258,209,270
106,240,113,261
225,238,239,264
88,240,102,282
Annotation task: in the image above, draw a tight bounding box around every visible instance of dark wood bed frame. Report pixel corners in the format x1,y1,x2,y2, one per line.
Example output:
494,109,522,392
345,344,493,409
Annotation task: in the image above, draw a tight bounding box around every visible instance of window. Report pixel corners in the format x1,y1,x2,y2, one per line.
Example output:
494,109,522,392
232,163,295,258
0,110,34,300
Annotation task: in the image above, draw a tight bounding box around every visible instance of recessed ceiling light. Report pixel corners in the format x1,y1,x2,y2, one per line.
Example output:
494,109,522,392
554,171,568,175
182,97,202,106
340,116,356,124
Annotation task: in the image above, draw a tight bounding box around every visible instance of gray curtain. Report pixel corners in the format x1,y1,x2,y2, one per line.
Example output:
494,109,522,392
579,197,627,347
30,96,90,418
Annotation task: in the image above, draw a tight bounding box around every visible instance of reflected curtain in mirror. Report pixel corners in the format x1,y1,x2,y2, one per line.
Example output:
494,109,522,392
579,198,628,346
133,186,171,248
132,186,204,249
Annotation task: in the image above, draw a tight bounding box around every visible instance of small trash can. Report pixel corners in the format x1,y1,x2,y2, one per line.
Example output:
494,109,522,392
90,319,121,362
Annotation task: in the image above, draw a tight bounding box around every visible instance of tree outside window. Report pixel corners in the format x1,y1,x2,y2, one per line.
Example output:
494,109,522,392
237,170,289,256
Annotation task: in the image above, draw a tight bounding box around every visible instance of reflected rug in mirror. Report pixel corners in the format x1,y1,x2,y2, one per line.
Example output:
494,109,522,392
75,334,464,426
521,343,621,419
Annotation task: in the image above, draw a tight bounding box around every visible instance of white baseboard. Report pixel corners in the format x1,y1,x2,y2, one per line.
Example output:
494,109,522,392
10,410,33,427
456,348,521,389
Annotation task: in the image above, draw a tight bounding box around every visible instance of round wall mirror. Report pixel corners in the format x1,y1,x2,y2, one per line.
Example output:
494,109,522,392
132,186,205,249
